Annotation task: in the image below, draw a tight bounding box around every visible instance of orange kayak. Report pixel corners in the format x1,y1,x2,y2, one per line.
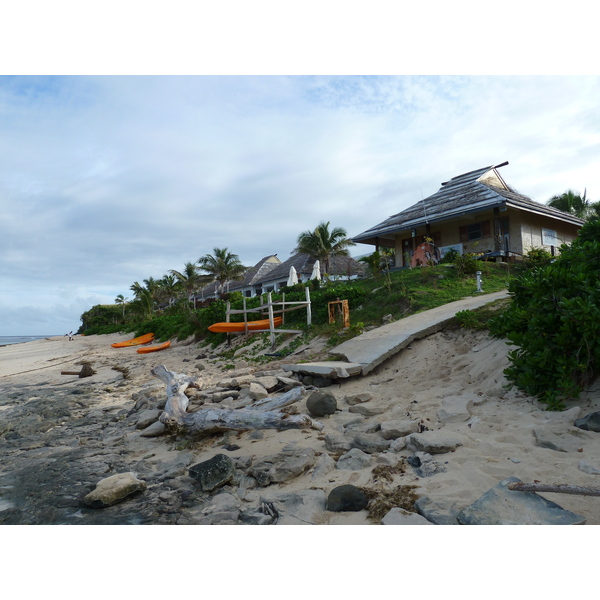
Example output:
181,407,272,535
137,340,171,354
111,333,155,348
208,317,283,333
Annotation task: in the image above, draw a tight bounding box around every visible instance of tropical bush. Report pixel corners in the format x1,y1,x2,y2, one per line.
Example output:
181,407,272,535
489,219,600,410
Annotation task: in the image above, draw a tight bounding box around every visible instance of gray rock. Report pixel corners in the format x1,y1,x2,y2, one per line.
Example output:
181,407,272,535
248,430,264,440
345,392,373,406
381,508,434,525
579,459,600,475
311,452,335,480
437,396,473,424
153,452,194,482
306,390,337,417
139,421,167,437
390,437,407,452
407,431,464,454
276,375,303,390
348,404,387,416
326,484,369,512
252,376,280,393
457,477,587,525
244,382,269,401
350,433,391,454
335,448,372,470
574,411,600,432
414,496,460,525
324,433,352,453
195,363,206,372
533,425,586,453
407,451,447,477
380,419,419,440
135,409,162,430
260,489,327,524
249,444,316,487
313,377,333,388
82,472,147,508
194,492,241,525
189,454,236,492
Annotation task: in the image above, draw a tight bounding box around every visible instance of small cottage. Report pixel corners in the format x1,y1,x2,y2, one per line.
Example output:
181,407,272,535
352,162,585,266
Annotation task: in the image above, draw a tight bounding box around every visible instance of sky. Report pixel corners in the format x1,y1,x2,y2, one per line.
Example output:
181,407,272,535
1,5,600,336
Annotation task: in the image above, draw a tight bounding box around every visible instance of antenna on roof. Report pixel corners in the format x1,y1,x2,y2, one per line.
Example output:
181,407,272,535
421,189,429,223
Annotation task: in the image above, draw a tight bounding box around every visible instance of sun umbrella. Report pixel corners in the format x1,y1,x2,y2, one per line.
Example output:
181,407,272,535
287,266,299,286
310,260,321,280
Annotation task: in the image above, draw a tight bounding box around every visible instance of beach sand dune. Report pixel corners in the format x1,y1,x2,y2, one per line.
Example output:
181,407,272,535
1,328,600,525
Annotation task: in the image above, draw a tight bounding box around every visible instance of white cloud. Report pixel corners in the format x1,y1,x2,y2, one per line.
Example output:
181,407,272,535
2,75,600,334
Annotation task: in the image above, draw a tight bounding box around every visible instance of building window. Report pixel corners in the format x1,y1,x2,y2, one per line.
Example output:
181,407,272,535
459,220,490,243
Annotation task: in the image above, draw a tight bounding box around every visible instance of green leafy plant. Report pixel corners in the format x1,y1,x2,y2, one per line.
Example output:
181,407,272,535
490,220,600,410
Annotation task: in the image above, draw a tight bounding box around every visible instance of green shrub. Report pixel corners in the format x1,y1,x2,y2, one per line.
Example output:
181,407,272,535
489,221,600,410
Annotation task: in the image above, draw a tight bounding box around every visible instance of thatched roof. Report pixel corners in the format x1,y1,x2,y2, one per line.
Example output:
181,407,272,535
353,162,585,247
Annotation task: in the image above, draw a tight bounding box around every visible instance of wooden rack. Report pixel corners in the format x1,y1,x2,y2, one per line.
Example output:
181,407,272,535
225,288,311,347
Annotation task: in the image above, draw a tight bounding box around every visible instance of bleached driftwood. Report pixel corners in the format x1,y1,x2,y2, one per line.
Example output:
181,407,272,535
151,365,323,433
508,482,600,497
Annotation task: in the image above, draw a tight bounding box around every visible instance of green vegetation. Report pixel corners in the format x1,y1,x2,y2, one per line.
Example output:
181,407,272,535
80,258,513,352
489,219,600,410
294,221,355,275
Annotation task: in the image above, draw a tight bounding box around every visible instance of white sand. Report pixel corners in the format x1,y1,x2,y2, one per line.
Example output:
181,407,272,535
2,329,600,524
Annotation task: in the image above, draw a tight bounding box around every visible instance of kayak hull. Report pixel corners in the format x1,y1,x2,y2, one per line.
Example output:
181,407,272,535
137,341,171,354
208,317,282,333
111,333,155,348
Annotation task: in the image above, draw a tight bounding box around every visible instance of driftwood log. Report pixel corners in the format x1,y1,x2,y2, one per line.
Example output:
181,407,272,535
508,482,600,497
151,364,323,433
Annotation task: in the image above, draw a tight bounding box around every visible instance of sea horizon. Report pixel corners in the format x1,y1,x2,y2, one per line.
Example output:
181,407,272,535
0,335,60,346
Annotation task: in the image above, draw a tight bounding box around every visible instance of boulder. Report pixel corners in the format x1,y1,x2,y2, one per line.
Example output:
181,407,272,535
260,489,327,524
139,421,167,437
306,390,337,417
249,445,316,487
533,425,586,453
407,431,464,454
381,508,434,525
324,433,352,453
437,396,473,424
350,433,391,454
135,409,162,430
414,496,460,525
82,472,147,508
326,484,369,512
380,419,419,440
574,411,600,432
194,492,241,525
348,404,387,416
345,392,373,406
457,477,586,525
244,382,269,401
406,451,447,477
252,376,280,393
335,448,372,470
189,453,236,492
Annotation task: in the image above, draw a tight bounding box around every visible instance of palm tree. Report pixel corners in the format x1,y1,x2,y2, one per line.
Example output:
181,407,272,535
130,281,155,319
547,189,591,219
294,221,356,275
197,248,247,296
114,294,127,318
170,262,211,308
158,274,180,307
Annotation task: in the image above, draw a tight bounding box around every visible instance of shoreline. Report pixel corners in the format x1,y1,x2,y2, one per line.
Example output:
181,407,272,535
1,329,600,525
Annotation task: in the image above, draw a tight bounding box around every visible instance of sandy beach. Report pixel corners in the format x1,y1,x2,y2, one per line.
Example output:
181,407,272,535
1,327,600,525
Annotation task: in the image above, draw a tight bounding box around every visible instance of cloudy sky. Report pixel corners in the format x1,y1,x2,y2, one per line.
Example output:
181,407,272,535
2,74,600,335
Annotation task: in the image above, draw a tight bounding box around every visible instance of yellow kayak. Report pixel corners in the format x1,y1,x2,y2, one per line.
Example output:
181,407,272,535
111,333,155,348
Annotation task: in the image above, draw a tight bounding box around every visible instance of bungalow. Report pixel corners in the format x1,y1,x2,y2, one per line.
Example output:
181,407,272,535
253,253,367,294
352,162,585,267
193,254,281,300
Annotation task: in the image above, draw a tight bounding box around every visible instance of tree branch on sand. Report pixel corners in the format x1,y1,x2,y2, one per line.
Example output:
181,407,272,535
151,365,323,434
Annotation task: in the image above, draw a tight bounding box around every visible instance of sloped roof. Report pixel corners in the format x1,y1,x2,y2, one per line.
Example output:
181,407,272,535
229,255,281,291
256,253,366,285
353,162,585,245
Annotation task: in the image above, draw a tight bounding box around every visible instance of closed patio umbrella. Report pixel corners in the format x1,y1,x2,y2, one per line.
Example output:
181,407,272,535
310,260,321,280
287,266,299,286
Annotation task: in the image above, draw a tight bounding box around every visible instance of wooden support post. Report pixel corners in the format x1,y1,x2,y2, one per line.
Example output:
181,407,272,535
243,296,248,337
267,292,275,348
282,292,286,325
306,287,311,326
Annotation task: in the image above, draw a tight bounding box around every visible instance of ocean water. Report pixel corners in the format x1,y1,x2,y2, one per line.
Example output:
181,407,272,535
0,335,56,346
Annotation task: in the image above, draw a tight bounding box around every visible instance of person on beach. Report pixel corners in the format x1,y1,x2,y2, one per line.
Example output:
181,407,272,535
68,331,73,341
